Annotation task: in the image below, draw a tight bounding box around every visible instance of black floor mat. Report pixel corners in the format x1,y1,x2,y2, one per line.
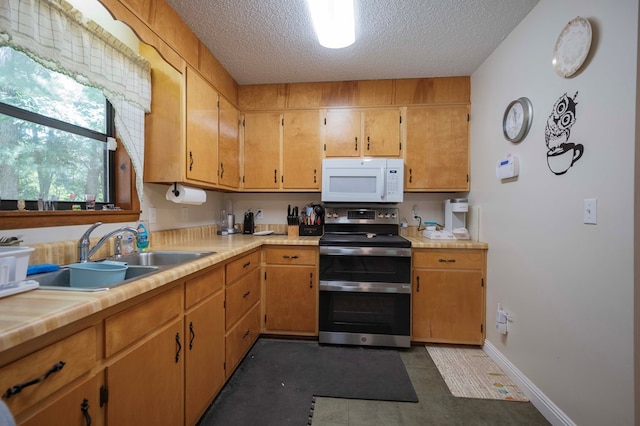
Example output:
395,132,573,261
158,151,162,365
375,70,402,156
198,338,418,426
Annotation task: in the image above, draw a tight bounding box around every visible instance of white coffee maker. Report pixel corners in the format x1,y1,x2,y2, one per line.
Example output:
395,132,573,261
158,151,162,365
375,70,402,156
444,198,469,238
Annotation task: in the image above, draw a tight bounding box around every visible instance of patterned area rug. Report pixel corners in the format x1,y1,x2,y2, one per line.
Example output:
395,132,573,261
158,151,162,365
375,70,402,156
426,345,529,401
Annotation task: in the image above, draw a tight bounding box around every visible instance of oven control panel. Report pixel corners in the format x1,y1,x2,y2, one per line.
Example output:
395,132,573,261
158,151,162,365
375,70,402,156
324,207,399,224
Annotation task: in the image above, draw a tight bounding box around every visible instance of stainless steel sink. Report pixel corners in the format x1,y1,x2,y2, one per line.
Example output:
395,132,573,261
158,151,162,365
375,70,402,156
35,265,159,292
106,250,215,266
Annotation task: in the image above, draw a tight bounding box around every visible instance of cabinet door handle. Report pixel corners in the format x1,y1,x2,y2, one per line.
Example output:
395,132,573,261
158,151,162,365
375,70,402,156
81,398,92,426
274,169,277,183
3,361,66,399
309,272,313,288
220,162,224,179
243,261,251,268
409,168,413,183
243,290,251,298
438,258,456,263
416,276,420,292
189,151,194,171
367,136,370,150
189,322,195,350
175,333,182,363
282,255,299,259
313,169,317,184
354,136,358,151
242,329,251,340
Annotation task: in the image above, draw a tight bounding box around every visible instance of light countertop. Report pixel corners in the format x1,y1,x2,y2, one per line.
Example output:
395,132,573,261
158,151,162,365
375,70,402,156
0,233,487,353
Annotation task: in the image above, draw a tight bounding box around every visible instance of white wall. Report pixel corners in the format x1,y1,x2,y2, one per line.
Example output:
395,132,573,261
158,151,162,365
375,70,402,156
470,1,637,424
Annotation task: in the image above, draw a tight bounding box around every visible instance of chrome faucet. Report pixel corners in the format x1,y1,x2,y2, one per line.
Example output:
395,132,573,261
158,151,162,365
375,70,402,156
78,222,138,263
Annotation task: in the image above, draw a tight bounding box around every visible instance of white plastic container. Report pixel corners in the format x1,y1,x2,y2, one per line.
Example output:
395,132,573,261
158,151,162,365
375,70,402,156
0,246,35,285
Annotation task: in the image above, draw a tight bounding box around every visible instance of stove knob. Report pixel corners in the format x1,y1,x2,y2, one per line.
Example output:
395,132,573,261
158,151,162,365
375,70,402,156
377,213,383,218
332,213,339,218
391,212,397,218
385,213,390,218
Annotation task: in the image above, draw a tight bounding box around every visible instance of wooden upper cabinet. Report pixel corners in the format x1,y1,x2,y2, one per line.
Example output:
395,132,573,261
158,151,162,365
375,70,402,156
282,110,322,190
363,108,401,157
140,43,185,184
405,106,469,191
324,109,361,157
324,108,401,158
242,112,281,190
218,96,240,189
186,66,219,185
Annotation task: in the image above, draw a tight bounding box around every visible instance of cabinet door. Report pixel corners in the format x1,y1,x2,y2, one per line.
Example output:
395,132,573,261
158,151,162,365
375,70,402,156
412,269,484,344
184,292,224,426
283,110,322,190
264,266,317,333
363,108,401,156
405,106,469,191
186,66,219,184
140,43,185,183
324,109,361,157
218,96,240,189
106,320,184,426
243,112,281,189
21,374,104,426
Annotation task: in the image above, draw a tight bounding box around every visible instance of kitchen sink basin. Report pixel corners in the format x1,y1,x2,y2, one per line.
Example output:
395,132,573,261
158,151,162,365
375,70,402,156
106,250,216,266
34,265,160,292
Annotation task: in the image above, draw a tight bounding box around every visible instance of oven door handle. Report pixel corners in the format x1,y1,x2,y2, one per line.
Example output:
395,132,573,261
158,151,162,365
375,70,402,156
319,246,411,257
319,281,411,294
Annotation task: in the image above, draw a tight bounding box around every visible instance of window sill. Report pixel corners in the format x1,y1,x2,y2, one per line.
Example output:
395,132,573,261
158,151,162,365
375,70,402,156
0,210,142,230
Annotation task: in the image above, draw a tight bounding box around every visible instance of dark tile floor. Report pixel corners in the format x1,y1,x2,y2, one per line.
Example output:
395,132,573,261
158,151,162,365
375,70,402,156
310,345,550,426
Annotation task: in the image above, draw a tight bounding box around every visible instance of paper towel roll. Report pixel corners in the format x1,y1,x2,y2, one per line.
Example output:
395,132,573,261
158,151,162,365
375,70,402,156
165,184,207,205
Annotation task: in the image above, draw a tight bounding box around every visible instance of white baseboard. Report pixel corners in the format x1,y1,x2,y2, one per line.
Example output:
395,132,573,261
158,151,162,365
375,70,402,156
482,340,576,426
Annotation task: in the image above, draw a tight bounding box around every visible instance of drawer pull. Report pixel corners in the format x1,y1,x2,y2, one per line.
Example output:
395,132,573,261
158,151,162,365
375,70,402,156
438,258,456,263
282,255,299,259
416,276,420,292
81,398,92,426
243,261,251,268
242,329,251,340
243,290,251,298
3,360,66,399
175,333,182,363
189,322,195,350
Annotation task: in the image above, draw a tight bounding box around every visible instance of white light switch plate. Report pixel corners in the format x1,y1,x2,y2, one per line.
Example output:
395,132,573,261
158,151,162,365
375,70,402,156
584,198,597,224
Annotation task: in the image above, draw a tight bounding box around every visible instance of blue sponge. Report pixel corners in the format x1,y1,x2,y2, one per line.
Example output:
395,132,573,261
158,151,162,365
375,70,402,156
27,264,61,275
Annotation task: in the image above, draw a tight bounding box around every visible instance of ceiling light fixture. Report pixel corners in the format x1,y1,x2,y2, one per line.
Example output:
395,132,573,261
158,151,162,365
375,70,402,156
307,0,355,49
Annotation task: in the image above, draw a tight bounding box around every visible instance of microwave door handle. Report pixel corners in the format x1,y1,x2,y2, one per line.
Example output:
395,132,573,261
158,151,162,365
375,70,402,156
379,168,385,200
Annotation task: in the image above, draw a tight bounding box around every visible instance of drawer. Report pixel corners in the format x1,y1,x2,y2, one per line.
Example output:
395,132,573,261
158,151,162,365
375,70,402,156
264,246,317,265
413,249,483,270
225,250,260,284
0,327,97,417
185,266,224,309
225,268,260,329
105,286,182,357
225,302,260,377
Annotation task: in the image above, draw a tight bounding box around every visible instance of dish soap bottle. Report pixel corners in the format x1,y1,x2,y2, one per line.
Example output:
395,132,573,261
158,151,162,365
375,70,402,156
136,221,150,253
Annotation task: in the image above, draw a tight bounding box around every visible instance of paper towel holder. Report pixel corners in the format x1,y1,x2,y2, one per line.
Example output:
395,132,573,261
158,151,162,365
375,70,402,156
171,183,180,197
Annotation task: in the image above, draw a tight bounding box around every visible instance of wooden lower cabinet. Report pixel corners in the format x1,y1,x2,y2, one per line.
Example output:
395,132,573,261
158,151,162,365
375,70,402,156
412,249,486,345
21,374,105,426
184,268,225,426
263,246,318,335
224,250,261,378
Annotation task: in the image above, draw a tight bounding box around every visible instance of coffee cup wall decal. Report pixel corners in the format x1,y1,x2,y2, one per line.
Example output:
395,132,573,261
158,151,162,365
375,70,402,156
545,91,583,175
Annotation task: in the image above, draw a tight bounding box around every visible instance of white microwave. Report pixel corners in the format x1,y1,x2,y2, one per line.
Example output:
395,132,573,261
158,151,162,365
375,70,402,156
321,158,404,203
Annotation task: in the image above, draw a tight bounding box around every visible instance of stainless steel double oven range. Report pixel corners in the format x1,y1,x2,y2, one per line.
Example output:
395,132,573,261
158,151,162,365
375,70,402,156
318,206,411,348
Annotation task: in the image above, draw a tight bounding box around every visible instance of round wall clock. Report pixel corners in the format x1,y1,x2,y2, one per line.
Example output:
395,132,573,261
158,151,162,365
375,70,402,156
503,97,533,143
552,16,592,78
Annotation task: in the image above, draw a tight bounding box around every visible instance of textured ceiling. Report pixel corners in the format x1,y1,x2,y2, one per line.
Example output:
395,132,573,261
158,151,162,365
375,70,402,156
166,0,540,85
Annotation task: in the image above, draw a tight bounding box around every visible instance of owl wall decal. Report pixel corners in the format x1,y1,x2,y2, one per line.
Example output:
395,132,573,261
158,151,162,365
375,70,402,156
545,91,583,175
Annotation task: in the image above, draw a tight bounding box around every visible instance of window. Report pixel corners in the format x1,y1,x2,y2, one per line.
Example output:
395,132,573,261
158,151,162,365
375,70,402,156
0,46,115,209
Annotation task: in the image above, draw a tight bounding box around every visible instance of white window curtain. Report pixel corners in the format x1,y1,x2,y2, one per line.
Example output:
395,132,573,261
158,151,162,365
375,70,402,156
0,0,151,202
